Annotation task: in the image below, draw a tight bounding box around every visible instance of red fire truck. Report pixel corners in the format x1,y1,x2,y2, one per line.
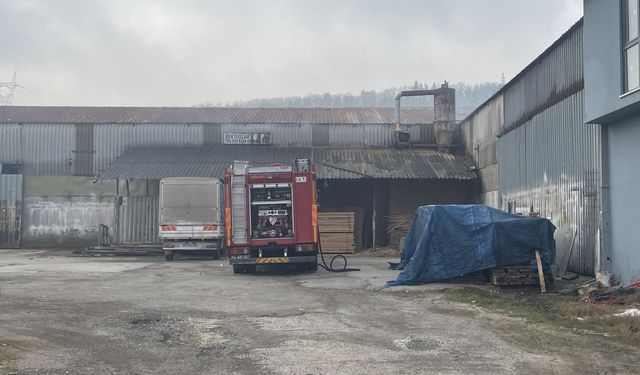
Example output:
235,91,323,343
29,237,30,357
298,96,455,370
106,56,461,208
223,159,319,273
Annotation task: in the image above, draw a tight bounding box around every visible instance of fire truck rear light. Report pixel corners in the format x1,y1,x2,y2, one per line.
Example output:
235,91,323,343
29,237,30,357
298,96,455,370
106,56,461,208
161,225,176,231
295,244,316,252
228,247,250,255
203,225,218,231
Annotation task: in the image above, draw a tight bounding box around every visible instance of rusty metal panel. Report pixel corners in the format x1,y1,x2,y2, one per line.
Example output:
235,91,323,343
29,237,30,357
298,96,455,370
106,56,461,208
94,123,203,175
503,21,583,132
0,174,22,248
0,106,434,125
498,91,601,275
117,196,159,243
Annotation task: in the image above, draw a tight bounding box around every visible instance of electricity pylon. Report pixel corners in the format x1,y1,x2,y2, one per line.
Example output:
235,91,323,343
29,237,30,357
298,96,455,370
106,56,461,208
0,71,21,105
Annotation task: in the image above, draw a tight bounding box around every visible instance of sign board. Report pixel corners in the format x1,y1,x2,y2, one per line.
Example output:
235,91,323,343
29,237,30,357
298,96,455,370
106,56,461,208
224,132,271,145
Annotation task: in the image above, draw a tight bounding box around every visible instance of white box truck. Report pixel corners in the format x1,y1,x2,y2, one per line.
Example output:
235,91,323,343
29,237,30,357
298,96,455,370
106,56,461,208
159,177,224,261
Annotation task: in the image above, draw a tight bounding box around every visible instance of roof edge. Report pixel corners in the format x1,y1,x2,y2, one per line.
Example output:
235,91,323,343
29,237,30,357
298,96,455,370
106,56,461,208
459,17,584,125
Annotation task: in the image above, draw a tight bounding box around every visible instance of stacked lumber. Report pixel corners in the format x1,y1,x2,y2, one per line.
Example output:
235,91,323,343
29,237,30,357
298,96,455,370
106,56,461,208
386,213,413,249
318,212,355,254
490,263,540,286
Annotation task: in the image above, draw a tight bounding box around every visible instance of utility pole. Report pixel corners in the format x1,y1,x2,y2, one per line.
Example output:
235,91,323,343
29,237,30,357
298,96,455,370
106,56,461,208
0,71,21,105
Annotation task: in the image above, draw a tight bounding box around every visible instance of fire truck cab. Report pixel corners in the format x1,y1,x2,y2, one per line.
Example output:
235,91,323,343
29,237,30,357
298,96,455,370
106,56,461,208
224,159,319,273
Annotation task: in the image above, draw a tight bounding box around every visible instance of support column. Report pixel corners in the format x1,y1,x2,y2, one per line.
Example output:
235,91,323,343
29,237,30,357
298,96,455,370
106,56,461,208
372,181,377,251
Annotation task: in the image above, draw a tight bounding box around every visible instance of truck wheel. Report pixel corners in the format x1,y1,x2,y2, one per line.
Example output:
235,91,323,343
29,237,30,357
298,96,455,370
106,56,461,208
306,262,318,272
164,250,174,261
211,249,220,260
233,264,244,274
217,239,224,257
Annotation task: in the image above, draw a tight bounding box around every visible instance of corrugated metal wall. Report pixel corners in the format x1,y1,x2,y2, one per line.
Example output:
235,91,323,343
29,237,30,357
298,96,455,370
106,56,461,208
459,95,503,205
0,124,76,175
94,124,203,174
117,196,159,243
74,124,95,176
498,91,601,275
0,124,21,163
504,22,584,131
1,122,445,177
461,21,599,275
0,174,23,248
460,95,504,168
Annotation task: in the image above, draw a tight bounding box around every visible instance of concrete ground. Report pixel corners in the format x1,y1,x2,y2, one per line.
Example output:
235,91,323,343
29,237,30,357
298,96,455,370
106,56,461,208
0,250,639,375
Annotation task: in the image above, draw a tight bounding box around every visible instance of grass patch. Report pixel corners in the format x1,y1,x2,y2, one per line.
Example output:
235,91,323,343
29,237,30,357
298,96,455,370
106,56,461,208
444,287,640,345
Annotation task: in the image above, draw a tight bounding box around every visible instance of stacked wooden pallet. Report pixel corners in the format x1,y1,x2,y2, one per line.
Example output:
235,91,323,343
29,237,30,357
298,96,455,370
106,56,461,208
386,213,413,249
490,263,540,286
318,212,355,254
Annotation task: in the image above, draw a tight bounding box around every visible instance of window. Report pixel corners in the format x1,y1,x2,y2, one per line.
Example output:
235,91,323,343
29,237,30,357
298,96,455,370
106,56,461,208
0,163,21,174
623,0,640,92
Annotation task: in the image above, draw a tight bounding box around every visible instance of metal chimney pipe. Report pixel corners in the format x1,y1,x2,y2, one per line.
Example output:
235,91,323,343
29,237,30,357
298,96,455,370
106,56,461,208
393,82,456,151
394,89,436,126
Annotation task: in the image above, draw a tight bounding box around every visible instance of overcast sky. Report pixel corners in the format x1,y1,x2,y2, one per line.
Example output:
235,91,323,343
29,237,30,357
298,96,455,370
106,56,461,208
0,0,583,106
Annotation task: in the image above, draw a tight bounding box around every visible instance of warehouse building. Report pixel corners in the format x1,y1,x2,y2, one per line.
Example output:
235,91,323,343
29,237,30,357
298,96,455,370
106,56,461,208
0,106,476,250
460,19,603,277
459,6,640,283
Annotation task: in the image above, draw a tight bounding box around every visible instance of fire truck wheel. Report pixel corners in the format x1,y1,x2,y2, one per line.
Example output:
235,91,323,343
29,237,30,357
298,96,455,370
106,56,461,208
306,262,318,272
232,264,244,274
164,250,174,261
211,249,220,260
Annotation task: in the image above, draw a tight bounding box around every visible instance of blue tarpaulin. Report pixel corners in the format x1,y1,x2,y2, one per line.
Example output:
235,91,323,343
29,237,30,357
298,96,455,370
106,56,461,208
386,205,556,287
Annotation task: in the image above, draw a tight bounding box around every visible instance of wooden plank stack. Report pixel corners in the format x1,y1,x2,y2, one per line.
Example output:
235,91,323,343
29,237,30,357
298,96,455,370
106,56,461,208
386,213,413,249
490,263,540,286
318,212,355,254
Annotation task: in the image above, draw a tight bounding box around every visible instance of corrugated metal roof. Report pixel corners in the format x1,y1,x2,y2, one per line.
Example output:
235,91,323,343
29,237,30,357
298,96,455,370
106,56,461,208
460,17,584,126
0,106,434,125
97,146,477,181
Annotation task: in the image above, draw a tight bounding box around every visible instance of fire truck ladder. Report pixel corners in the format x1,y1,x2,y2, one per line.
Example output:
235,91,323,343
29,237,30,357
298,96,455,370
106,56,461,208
231,174,248,244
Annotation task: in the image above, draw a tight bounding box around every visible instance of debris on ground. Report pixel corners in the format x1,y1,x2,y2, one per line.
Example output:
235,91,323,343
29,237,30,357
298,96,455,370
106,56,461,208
588,286,639,304
578,279,599,296
445,284,640,345
78,246,164,257
615,308,640,318
586,277,640,304
596,271,620,288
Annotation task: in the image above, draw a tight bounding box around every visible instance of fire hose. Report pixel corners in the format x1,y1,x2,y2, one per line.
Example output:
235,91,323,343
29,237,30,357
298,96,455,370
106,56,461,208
312,161,369,272
317,231,360,272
